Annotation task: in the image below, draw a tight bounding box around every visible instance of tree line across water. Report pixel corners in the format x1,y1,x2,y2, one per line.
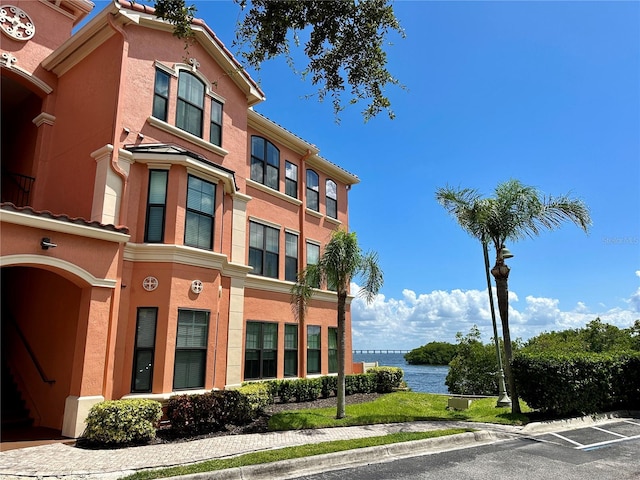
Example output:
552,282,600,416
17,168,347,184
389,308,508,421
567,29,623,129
405,318,640,397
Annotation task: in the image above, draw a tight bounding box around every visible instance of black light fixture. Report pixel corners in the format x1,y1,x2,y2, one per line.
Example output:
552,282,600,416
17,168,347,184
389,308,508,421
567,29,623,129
41,237,57,250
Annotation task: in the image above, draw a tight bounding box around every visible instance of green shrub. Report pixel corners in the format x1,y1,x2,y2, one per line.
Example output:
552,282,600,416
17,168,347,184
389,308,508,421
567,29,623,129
346,373,376,394
166,390,252,436
368,367,404,393
321,376,338,398
82,399,162,447
294,378,322,402
239,383,273,415
513,351,640,416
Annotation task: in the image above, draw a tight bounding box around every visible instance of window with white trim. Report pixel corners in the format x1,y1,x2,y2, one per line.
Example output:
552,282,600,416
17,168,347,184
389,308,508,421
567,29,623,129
173,309,209,390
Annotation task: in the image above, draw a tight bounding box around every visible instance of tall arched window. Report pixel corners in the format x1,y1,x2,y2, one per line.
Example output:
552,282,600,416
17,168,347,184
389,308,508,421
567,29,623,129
326,179,337,218
251,136,280,190
306,169,319,211
176,71,204,137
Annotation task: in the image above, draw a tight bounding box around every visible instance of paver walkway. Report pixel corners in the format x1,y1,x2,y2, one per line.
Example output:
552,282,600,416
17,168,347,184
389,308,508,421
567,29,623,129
0,421,523,480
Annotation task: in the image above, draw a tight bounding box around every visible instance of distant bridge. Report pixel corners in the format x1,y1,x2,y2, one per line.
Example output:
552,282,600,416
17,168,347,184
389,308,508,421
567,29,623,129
353,350,410,354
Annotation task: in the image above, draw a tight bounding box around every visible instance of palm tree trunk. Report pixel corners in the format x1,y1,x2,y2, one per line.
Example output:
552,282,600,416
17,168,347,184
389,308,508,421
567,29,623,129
491,262,522,414
336,291,347,419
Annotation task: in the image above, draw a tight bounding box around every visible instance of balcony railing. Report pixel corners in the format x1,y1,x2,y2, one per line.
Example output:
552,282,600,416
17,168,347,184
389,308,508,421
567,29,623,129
1,170,34,206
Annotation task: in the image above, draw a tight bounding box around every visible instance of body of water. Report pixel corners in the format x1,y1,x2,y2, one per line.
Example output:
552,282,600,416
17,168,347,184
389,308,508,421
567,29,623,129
353,352,449,394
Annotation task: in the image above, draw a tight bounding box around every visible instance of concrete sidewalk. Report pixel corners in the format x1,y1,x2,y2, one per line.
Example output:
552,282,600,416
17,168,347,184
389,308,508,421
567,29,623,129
0,421,522,480
3,413,633,480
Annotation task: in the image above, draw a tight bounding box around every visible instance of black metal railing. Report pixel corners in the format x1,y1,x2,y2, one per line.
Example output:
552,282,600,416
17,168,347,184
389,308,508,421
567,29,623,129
5,314,55,385
1,170,35,206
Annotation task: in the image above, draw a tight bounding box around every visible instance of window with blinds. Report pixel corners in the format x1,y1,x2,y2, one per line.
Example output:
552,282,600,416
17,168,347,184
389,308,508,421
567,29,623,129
144,170,168,243
176,71,204,137
285,232,298,282
132,307,158,393
307,325,321,374
173,309,209,390
184,175,215,250
328,327,338,374
249,221,279,279
306,169,319,211
284,324,298,377
244,321,278,380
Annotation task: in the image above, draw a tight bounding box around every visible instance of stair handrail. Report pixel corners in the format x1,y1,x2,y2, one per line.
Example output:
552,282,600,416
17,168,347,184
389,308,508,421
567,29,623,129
6,315,55,385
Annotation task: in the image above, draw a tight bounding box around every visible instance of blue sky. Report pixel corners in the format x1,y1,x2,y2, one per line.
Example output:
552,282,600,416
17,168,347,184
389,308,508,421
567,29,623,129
82,1,639,349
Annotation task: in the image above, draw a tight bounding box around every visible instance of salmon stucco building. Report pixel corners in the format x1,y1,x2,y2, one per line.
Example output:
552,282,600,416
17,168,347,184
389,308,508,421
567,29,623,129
0,0,360,438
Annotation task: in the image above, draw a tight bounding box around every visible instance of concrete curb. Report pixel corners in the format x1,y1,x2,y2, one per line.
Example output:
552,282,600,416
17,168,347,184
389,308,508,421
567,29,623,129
521,410,640,434
161,430,516,480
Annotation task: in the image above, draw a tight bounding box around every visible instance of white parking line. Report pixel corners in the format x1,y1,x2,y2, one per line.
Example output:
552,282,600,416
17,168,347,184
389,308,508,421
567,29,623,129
577,434,640,451
591,426,627,438
549,432,584,447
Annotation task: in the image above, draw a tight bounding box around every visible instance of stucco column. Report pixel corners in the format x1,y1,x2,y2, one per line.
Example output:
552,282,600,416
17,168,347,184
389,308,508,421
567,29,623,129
62,286,114,437
231,193,251,263
90,146,134,225
225,275,246,388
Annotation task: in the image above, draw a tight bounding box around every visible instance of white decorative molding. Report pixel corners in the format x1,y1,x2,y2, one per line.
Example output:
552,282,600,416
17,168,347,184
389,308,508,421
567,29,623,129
1,52,53,94
0,255,118,289
0,5,35,41
142,276,158,292
147,116,229,157
123,243,252,279
191,279,203,294
246,178,303,206
248,215,282,231
306,208,324,219
0,209,130,244
32,112,56,127
324,216,342,226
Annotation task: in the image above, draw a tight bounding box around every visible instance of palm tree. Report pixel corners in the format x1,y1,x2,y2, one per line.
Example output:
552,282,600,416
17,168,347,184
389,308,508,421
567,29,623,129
436,179,591,413
291,229,383,419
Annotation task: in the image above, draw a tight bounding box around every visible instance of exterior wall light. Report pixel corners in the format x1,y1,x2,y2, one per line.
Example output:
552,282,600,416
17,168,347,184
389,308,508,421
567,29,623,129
41,237,57,249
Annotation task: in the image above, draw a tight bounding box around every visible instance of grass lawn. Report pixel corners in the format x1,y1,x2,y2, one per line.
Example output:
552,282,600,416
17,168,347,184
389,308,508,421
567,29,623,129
121,392,531,480
269,392,531,430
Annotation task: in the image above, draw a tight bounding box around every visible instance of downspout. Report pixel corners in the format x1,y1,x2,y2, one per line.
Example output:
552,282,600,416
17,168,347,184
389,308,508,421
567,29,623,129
298,149,313,377
107,13,131,227
102,13,131,400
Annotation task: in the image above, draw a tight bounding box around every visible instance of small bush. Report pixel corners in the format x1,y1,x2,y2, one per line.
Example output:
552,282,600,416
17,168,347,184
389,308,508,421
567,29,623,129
166,390,252,436
321,376,338,398
368,367,404,393
239,383,273,415
294,378,322,402
345,373,376,394
82,399,162,447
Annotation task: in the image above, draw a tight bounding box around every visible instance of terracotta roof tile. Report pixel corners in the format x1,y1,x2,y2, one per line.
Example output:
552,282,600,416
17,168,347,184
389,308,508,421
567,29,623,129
1,203,130,234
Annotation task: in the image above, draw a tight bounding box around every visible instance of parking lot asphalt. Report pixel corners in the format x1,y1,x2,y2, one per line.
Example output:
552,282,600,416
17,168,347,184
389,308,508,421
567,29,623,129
0,411,638,480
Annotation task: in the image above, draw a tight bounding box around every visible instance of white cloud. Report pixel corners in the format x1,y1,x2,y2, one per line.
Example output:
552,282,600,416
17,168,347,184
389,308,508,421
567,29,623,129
350,282,639,350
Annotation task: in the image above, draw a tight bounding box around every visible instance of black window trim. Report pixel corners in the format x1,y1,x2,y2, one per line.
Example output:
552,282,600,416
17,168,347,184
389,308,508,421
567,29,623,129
176,70,205,138
144,169,168,243
251,136,280,190
184,174,216,251
131,307,158,393
173,308,210,390
244,320,279,380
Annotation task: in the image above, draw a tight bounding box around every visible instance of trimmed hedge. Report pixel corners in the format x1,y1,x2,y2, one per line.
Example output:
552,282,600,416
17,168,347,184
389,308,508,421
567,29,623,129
513,351,640,416
82,399,162,447
263,368,404,403
238,383,273,416
367,367,404,393
166,390,252,436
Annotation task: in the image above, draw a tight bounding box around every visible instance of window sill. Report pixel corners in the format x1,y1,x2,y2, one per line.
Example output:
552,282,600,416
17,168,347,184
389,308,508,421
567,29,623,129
246,179,303,206
324,216,342,226
147,116,229,157
305,208,323,219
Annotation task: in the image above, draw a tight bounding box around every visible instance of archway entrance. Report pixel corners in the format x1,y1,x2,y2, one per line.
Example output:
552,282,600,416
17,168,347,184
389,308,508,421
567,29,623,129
1,266,82,443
